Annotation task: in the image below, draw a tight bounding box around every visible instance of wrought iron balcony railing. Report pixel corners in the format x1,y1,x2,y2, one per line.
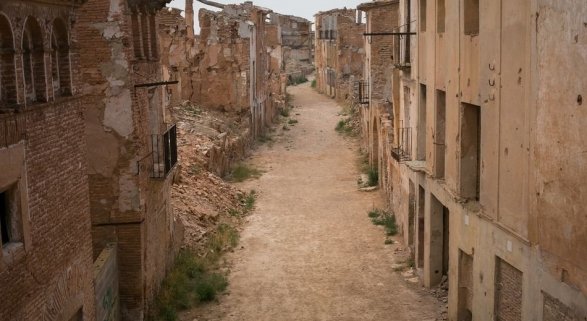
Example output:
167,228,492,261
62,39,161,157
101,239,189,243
391,127,412,162
149,123,178,179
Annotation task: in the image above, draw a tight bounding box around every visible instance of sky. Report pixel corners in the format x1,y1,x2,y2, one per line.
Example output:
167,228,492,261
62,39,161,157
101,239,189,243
168,0,366,32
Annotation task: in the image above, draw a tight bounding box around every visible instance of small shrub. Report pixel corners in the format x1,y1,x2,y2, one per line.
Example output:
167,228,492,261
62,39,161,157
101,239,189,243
229,164,262,182
288,119,298,125
384,239,394,245
239,190,257,214
369,209,398,236
311,79,317,88
280,107,290,117
367,168,378,187
368,210,380,218
154,250,228,320
195,274,228,302
227,208,240,217
335,118,354,135
257,133,274,145
208,223,240,254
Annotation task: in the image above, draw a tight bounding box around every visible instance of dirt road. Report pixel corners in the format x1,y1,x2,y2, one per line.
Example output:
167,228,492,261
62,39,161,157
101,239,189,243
182,82,440,321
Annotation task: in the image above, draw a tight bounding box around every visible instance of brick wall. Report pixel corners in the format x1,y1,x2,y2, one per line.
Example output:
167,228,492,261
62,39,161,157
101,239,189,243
0,98,95,321
0,1,95,319
495,258,523,321
543,292,582,321
77,0,177,319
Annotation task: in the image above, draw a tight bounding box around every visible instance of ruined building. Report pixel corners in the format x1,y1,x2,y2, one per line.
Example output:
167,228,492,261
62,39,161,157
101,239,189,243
314,9,365,103
356,0,587,319
193,1,286,138
271,14,314,81
78,0,180,319
0,0,96,319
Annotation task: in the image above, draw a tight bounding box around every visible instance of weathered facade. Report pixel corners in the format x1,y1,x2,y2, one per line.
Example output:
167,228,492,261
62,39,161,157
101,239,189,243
0,0,96,320
272,14,314,81
77,0,180,319
194,2,286,138
314,9,365,103
358,0,587,320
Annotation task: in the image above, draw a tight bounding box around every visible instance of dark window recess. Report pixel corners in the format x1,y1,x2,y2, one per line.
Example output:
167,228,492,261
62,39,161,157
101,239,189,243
0,191,9,245
420,0,427,32
464,0,480,35
150,124,178,179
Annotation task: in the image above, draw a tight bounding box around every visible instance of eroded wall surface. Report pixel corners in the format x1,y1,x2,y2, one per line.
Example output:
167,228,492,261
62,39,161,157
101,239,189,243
78,0,178,319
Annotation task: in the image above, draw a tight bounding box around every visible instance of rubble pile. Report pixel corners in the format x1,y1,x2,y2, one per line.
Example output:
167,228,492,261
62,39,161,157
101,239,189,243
172,101,252,250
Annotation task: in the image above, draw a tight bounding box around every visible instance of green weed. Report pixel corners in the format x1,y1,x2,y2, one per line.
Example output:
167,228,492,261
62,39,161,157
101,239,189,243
229,164,262,182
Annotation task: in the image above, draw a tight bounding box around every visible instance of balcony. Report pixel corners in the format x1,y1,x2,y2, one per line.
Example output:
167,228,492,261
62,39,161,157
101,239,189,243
149,124,178,179
356,80,369,105
391,127,412,162
392,25,414,71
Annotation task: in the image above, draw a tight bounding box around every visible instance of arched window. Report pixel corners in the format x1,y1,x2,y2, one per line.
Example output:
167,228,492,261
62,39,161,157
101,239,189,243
22,16,47,104
0,14,16,106
51,18,71,97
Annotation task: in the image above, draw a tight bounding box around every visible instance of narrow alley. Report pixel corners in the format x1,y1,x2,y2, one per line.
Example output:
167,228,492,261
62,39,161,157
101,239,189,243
181,82,440,321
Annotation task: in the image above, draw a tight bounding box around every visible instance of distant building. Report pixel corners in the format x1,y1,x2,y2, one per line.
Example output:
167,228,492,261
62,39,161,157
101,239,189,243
314,9,365,103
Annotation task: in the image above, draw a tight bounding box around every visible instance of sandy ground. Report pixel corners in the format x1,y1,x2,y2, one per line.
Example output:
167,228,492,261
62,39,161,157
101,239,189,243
181,82,440,321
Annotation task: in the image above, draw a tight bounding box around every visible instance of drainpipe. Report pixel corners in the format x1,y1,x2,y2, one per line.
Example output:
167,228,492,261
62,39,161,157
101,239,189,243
196,0,225,9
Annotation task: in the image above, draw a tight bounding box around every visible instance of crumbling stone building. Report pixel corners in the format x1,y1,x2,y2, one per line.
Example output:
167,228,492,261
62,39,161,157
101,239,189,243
193,1,285,138
314,9,365,103
358,0,587,319
77,0,180,319
272,14,314,81
0,0,96,319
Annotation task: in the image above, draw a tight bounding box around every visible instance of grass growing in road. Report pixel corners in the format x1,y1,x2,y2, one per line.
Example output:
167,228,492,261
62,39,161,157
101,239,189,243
229,164,263,182
288,119,298,125
368,209,398,237
335,118,354,135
